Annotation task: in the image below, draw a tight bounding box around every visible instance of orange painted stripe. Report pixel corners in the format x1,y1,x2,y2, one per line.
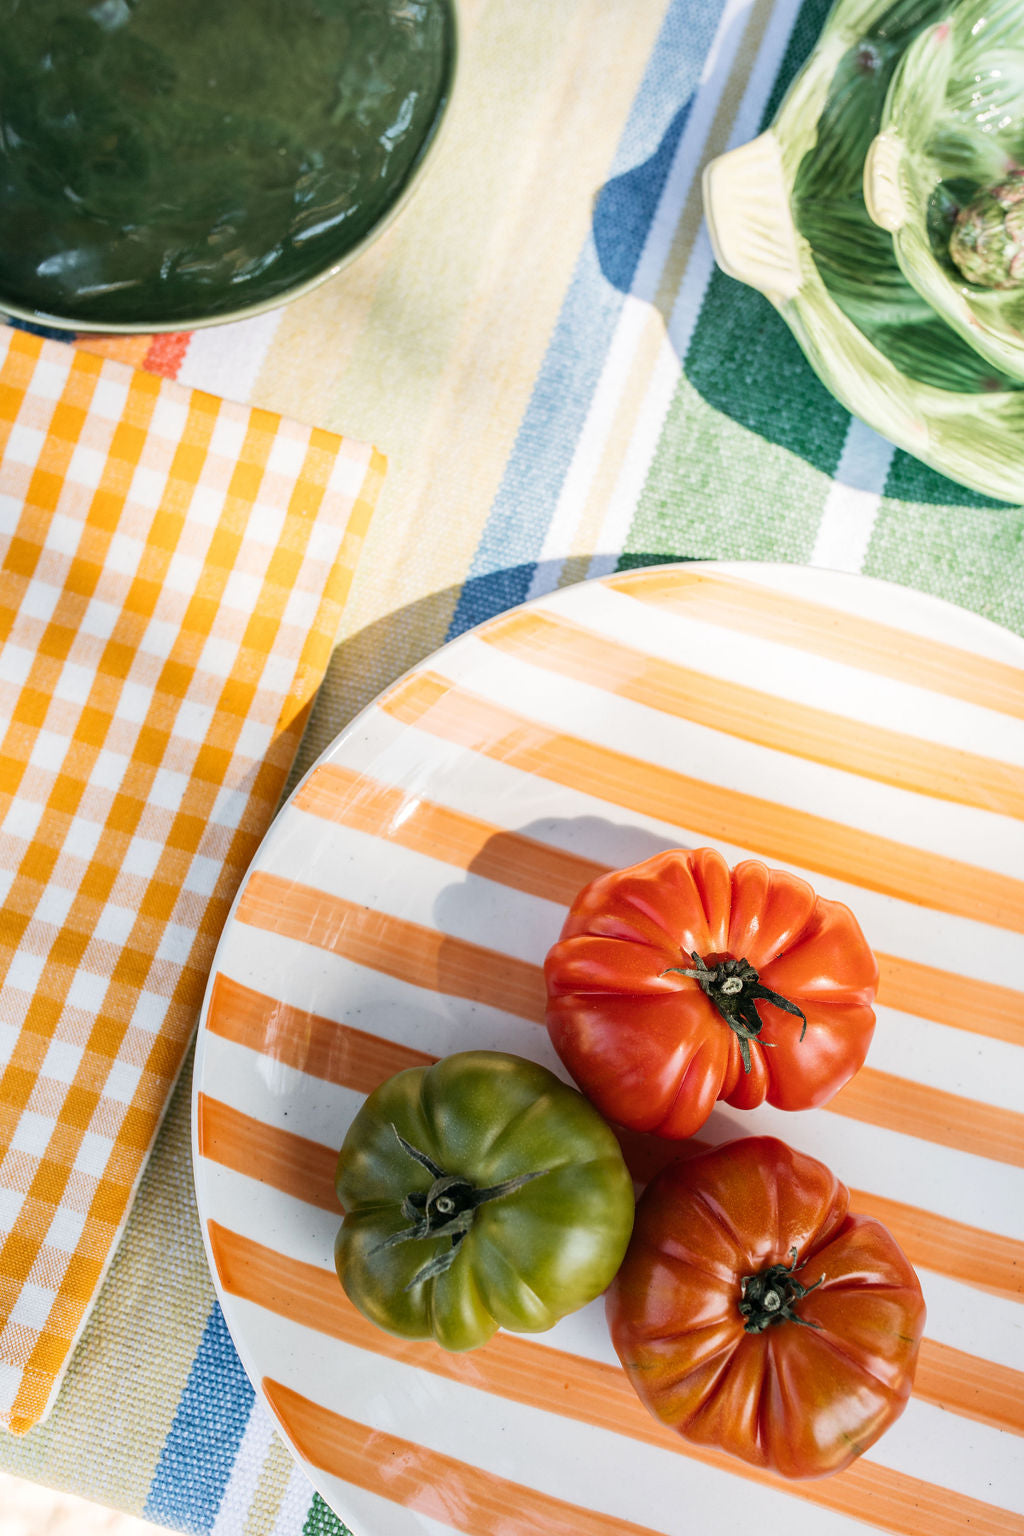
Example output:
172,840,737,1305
608,568,1024,723
197,1093,340,1214
210,1224,1024,1444
875,953,1023,1049
842,1191,1024,1303
378,672,1024,935
265,1376,1024,1536
293,762,1024,1049
913,1339,1024,1439
205,972,434,1091
235,870,548,1023
292,764,607,906
481,608,1024,821
231,868,1023,1166
264,1377,659,1536
830,1068,1024,1169
196,1077,1024,1304
215,1231,1024,1536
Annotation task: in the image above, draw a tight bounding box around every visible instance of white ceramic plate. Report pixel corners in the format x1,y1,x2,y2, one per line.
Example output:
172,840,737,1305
192,561,1024,1536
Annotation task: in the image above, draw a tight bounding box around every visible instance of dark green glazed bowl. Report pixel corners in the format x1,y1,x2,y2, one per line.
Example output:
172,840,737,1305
0,0,457,333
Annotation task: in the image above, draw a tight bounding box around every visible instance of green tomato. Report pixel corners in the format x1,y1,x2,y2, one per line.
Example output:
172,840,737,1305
334,1050,635,1351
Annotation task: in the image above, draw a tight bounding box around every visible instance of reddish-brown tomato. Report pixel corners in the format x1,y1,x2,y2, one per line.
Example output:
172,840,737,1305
544,847,878,1138
606,1136,926,1479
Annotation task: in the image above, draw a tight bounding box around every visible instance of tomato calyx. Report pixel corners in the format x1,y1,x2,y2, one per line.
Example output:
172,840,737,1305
663,952,807,1073
376,1127,548,1289
739,1247,824,1334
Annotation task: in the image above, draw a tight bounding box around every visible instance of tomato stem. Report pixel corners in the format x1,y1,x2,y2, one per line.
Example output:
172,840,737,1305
739,1247,824,1333
662,953,807,1072
375,1127,548,1289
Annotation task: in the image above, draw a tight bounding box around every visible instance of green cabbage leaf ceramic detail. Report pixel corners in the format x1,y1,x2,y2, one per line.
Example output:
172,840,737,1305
867,0,1024,381
701,0,1024,501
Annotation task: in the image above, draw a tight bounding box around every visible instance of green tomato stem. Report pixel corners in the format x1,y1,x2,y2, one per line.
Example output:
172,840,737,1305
662,952,807,1072
376,1127,548,1290
739,1247,824,1333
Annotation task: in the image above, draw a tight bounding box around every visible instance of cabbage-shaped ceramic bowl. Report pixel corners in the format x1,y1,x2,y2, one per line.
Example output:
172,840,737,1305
702,0,1024,501
864,0,1024,382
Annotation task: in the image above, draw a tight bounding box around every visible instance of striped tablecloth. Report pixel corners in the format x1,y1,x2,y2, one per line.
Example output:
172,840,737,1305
1,0,1021,1532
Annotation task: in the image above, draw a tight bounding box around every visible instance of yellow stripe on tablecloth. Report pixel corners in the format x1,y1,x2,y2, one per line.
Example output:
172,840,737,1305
240,1433,301,1536
252,0,672,771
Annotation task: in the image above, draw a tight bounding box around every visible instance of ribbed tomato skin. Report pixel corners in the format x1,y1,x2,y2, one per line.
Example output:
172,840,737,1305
544,847,878,1138
335,1051,635,1350
606,1136,926,1479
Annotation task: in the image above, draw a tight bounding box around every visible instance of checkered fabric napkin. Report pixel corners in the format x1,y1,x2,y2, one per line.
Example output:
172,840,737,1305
0,326,384,1434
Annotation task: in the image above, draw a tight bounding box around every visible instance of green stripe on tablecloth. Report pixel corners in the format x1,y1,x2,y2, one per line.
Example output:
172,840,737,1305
619,296,851,568
303,1491,352,1536
619,0,851,568
866,455,1024,637
757,0,834,126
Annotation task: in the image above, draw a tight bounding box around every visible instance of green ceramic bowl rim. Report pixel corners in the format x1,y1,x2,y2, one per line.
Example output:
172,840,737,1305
0,0,461,335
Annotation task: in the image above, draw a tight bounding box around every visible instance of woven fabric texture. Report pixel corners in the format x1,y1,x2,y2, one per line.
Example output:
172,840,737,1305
0,330,383,1434
0,0,1022,1530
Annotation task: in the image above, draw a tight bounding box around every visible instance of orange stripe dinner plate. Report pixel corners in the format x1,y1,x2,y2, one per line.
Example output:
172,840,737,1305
192,562,1024,1536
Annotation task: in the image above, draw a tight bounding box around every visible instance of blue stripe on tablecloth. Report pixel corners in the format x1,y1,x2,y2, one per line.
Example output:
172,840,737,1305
3,317,76,343
144,1303,255,1534
445,0,722,639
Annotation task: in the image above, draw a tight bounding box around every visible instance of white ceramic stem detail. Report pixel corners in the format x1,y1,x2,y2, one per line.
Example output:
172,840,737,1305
864,132,908,233
701,132,802,303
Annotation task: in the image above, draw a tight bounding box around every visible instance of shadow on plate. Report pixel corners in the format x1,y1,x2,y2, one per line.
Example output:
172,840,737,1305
432,812,769,1187
283,556,702,797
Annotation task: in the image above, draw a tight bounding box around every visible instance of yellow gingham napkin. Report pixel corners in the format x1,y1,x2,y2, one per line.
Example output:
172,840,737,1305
0,327,384,1433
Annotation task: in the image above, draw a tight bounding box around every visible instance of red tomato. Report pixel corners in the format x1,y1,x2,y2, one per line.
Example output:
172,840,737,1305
606,1136,926,1479
544,847,877,1138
